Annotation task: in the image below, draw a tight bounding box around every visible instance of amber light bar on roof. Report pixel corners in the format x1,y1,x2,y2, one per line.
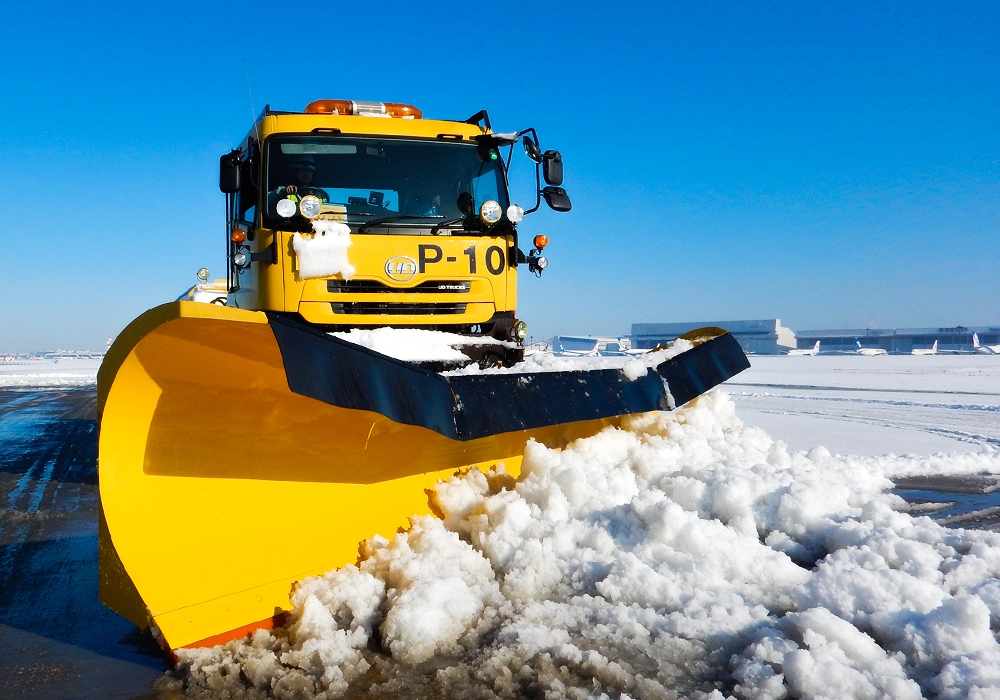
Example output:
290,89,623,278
305,99,422,119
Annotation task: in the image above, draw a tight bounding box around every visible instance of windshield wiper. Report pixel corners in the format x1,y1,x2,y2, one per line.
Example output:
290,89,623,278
356,214,444,234
430,216,477,235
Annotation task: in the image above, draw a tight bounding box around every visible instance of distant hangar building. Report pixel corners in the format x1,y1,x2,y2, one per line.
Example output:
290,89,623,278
795,326,1000,353
631,320,797,355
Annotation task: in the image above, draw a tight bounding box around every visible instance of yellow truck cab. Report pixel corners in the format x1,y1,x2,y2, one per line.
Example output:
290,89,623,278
219,100,571,365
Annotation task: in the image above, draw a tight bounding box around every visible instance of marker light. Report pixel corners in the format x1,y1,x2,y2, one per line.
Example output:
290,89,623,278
479,200,502,225
231,229,247,243
533,235,549,249
197,267,210,281
507,204,524,223
299,195,323,219
276,198,297,218
305,100,422,119
513,320,529,341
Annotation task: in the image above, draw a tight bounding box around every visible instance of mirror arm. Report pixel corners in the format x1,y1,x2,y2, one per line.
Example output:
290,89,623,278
508,128,545,215
500,144,512,188
465,109,492,131
524,160,542,214
226,193,235,293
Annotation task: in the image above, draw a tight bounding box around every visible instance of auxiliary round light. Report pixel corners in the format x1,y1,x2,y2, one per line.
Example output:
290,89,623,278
479,200,502,225
507,204,524,223
535,256,548,270
299,195,323,219
233,252,249,267
513,320,529,341
231,229,247,243
533,234,549,249
197,267,210,281
276,198,297,218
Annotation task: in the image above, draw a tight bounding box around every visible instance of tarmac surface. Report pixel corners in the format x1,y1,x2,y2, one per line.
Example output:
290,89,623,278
0,385,997,698
0,387,167,699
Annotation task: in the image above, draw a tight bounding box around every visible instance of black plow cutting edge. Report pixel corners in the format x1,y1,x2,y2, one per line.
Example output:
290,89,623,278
269,314,750,442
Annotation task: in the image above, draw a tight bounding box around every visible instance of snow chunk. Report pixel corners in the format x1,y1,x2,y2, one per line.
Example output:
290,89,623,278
292,221,355,280
361,516,502,664
330,327,505,364
444,338,694,376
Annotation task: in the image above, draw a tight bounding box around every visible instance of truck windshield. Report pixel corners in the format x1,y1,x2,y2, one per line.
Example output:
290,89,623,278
264,136,509,231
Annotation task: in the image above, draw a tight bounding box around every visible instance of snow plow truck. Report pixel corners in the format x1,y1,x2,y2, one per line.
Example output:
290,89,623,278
97,99,750,653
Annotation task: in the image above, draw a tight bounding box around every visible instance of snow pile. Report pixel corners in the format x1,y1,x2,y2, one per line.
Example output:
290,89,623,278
164,391,1000,699
328,327,687,374
330,328,507,364
0,359,100,387
292,221,355,280
443,339,694,377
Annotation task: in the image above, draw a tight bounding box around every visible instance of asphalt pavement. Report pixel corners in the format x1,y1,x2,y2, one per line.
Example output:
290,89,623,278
0,387,167,699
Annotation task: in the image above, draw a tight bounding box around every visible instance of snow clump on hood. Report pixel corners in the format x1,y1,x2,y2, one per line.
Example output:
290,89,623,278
292,221,355,281
162,390,1000,699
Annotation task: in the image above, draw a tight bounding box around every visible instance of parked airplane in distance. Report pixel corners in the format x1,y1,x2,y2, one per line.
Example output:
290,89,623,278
856,339,888,356
911,340,938,356
973,333,1000,355
788,341,820,356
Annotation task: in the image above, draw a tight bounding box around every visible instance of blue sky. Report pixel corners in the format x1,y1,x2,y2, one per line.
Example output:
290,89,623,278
0,1,997,351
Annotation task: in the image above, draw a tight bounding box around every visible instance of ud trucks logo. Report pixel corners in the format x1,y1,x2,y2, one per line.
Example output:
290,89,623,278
385,255,417,281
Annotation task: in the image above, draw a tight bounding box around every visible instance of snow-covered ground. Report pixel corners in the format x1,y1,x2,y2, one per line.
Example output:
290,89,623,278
0,358,100,387
731,355,1000,456
164,354,1000,699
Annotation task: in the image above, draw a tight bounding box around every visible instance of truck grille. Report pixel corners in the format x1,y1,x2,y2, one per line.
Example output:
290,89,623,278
330,302,468,315
327,280,471,294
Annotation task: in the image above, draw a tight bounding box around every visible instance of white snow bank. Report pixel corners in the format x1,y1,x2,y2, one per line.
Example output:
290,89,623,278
165,391,1000,699
292,221,355,280
0,359,100,387
329,327,506,364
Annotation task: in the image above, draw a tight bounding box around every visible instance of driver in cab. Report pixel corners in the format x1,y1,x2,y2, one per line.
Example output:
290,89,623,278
270,156,330,204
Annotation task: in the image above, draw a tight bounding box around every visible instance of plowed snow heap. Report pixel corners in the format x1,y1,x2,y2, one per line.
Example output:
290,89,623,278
97,99,749,653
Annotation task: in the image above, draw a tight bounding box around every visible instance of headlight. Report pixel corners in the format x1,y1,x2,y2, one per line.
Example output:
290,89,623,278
507,204,524,223
233,252,249,267
513,320,528,341
299,195,322,219
276,198,297,218
197,267,210,281
535,256,548,270
479,200,502,225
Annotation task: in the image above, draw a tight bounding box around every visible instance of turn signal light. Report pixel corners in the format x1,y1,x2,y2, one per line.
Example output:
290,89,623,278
231,229,247,243
533,235,549,249
305,100,422,119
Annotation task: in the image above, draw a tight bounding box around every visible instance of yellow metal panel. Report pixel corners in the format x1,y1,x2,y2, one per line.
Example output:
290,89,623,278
297,302,498,326
258,114,484,141
242,229,515,324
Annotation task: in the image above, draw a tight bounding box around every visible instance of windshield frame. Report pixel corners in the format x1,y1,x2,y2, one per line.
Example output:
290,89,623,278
260,133,511,234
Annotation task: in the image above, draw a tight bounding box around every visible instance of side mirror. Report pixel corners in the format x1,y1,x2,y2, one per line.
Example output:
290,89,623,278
219,150,241,194
523,136,542,163
542,150,563,186
542,186,572,212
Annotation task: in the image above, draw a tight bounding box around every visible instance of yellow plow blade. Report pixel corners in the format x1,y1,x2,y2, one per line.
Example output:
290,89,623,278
98,302,630,651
